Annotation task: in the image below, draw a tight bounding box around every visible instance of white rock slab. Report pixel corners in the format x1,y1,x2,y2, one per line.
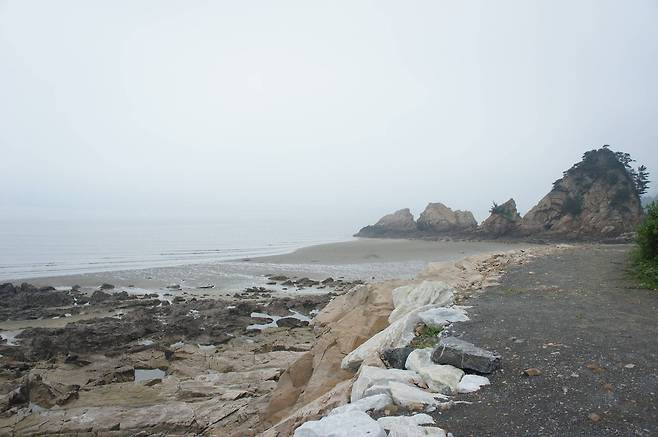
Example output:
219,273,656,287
417,306,469,327
342,304,437,372
377,413,435,428
351,366,424,402
388,381,447,411
405,348,434,373
378,414,447,437
293,410,386,437
457,374,490,393
329,394,392,416
389,281,454,323
417,365,464,395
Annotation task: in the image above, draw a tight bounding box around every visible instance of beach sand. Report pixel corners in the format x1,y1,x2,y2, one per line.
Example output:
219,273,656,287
17,239,533,295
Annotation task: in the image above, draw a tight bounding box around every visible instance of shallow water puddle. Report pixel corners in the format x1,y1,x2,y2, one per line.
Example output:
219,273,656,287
0,330,23,346
247,310,310,330
138,339,155,346
134,368,165,383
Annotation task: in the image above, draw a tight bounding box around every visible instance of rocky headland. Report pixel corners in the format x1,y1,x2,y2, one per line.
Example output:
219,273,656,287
355,146,646,242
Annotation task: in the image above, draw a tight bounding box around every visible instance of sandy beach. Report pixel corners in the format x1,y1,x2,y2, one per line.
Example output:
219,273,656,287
18,239,532,295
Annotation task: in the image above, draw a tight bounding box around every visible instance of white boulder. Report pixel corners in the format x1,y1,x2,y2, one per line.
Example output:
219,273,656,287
417,306,469,326
293,410,386,437
457,374,490,393
388,381,448,411
389,281,454,323
351,366,424,402
378,414,447,437
417,365,464,394
377,413,435,428
405,348,434,373
329,394,392,416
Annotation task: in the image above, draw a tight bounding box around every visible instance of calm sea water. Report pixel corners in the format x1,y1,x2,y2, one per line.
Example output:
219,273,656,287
0,219,355,281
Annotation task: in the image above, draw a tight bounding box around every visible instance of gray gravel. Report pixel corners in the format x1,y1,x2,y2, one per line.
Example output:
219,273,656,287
434,244,658,436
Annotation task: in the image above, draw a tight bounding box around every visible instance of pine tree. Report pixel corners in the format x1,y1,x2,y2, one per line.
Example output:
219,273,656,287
635,165,650,196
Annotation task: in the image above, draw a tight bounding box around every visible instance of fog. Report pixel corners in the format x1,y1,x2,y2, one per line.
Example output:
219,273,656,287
1,0,657,226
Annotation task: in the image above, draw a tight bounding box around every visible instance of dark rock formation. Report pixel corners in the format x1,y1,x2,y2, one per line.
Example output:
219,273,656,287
355,208,418,237
275,317,309,328
520,147,644,238
478,198,522,237
432,337,501,374
381,347,414,369
416,202,477,234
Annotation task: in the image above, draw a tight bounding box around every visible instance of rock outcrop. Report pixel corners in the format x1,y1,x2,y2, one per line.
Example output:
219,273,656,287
520,147,644,238
261,281,399,434
355,209,418,238
416,203,477,234
478,198,522,237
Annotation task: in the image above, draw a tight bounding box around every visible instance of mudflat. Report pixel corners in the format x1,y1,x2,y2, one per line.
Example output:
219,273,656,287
435,245,657,436
254,238,532,265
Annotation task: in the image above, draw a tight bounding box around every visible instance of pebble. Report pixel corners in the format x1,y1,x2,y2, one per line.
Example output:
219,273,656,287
588,413,601,422
523,368,542,377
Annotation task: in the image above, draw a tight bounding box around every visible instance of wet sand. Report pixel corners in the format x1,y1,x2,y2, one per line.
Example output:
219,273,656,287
17,239,532,294
254,238,532,265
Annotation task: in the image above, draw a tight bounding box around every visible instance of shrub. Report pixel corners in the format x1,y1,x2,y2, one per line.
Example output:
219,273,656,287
631,201,658,290
636,201,658,261
409,324,443,349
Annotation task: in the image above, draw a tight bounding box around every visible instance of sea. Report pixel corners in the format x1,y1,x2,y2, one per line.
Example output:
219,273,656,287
0,218,355,281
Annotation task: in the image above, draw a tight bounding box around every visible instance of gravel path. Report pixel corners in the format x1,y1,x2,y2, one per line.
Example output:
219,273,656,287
436,245,657,436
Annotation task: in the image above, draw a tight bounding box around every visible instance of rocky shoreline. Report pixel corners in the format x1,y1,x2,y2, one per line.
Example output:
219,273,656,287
258,244,570,436
0,276,364,435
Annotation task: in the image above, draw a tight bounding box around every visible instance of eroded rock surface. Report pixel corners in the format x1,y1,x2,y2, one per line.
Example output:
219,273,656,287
479,198,522,237
416,203,477,234
520,147,644,238
355,209,418,238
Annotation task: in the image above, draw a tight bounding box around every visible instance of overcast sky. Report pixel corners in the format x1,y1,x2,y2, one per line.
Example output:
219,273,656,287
1,0,657,225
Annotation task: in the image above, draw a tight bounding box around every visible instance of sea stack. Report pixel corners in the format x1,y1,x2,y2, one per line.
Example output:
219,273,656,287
355,208,418,237
479,198,522,237
416,202,477,234
520,147,644,238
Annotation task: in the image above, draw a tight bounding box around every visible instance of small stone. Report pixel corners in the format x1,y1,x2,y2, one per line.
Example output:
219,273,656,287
624,363,636,369
458,374,490,393
523,368,542,377
588,413,601,422
586,362,605,374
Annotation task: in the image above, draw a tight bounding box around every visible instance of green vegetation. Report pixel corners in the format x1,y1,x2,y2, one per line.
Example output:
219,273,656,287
571,145,650,198
409,324,443,349
489,201,514,220
631,201,658,290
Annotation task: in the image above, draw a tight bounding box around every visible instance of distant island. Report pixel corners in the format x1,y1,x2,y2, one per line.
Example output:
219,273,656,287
356,146,649,242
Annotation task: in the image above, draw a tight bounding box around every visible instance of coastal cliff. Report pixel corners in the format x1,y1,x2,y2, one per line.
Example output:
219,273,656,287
519,147,644,238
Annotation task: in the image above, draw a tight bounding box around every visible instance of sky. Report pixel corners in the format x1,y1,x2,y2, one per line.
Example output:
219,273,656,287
1,0,657,226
